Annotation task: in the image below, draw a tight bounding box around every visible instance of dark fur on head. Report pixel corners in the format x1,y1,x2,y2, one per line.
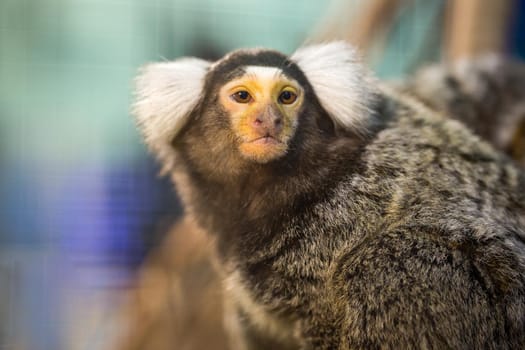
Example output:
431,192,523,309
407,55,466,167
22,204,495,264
174,49,338,181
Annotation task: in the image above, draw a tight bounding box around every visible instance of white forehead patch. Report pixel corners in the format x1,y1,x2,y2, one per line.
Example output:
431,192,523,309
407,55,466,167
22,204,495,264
243,66,284,81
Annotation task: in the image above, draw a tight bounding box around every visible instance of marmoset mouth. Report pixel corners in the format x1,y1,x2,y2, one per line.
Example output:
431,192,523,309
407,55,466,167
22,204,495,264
248,135,283,145
238,134,288,163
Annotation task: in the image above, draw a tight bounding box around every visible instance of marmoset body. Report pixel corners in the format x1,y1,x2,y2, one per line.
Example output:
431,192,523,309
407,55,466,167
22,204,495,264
133,42,525,349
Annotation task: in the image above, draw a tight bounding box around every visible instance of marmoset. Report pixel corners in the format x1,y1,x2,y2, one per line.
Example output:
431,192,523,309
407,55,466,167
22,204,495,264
133,42,525,349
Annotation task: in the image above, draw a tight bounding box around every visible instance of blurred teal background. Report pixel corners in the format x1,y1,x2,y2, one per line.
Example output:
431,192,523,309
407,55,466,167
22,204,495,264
1,0,524,349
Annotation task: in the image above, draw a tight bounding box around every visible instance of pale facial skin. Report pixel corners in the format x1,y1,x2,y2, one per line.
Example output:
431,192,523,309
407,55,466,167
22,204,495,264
219,66,304,163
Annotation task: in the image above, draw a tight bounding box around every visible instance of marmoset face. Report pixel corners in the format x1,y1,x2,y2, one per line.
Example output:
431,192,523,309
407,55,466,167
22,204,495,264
218,66,305,163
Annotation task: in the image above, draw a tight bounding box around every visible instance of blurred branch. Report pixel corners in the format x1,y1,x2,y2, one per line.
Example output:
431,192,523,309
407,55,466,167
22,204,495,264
312,0,403,51
345,0,403,50
445,0,514,60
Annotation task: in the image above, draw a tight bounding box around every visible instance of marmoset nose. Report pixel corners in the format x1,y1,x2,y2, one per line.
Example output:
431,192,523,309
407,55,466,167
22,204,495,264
253,114,283,135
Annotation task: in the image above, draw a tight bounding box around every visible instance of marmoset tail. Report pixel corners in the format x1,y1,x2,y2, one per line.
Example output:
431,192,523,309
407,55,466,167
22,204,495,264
404,55,525,165
133,42,525,349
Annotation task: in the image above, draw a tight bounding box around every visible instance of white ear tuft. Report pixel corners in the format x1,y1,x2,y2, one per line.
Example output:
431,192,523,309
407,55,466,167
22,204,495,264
133,58,209,171
291,42,377,134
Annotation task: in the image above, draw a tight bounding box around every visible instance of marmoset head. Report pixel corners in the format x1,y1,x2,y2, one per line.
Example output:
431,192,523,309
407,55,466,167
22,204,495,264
133,42,377,177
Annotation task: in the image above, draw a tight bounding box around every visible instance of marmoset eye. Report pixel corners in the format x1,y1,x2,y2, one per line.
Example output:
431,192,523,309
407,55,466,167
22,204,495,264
278,90,297,104
232,90,252,103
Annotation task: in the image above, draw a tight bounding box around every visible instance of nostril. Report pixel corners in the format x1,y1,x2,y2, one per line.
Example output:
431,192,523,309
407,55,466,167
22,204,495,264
254,118,263,126
274,118,282,126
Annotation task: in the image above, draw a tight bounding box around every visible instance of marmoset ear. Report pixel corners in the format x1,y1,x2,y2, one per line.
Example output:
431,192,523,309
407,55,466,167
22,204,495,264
291,42,377,134
133,58,210,170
